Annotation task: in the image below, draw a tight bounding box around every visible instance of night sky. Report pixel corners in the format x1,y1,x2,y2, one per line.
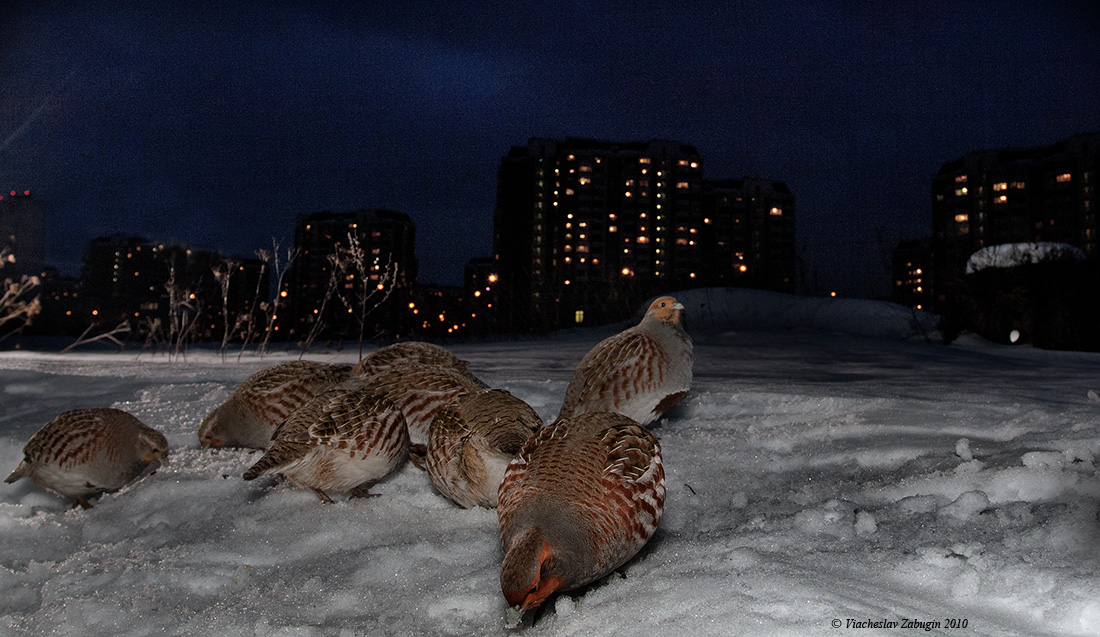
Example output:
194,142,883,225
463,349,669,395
3,1,1098,297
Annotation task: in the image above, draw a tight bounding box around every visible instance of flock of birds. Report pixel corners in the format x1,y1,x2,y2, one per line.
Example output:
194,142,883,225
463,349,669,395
4,296,694,619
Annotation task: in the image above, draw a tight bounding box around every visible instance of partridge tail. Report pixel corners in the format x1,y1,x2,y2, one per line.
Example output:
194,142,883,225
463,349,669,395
242,451,284,481
4,461,30,484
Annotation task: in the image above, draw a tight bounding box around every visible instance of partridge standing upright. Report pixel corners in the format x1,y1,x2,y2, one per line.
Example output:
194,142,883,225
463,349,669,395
557,295,693,426
426,389,543,508
351,363,486,465
5,408,169,509
351,341,485,387
497,412,665,614
241,385,408,503
199,361,352,449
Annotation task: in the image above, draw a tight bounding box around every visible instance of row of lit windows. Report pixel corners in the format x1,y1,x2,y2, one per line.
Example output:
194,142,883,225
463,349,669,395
952,174,1074,192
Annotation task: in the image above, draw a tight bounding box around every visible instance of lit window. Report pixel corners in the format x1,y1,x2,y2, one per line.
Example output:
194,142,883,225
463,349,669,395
955,214,969,222
954,187,968,196
1056,173,1072,183
565,188,574,195
639,157,651,164
993,182,1007,191
580,164,592,172
770,207,783,216
575,310,584,323
579,177,591,185
678,160,689,166
676,181,689,189
995,195,1007,204
624,191,632,197
1011,181,1026,189
609,226,618,233
955,175,967,183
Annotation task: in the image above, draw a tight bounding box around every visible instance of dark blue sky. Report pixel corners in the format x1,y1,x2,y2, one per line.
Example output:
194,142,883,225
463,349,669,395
2,1,1098,296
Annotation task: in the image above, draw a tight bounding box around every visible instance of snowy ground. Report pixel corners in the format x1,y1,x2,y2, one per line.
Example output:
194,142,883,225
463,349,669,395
1,290,1098,636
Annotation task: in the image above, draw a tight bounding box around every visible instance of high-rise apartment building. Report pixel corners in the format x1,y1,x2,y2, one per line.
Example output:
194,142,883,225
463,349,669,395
493,137,796,331
892,237,932,310
930,132,1099,311
285,209,417,340
702,178,796,292
0,189,46,279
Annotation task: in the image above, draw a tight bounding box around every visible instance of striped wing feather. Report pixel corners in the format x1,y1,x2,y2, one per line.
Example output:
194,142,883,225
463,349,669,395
559,332,668,420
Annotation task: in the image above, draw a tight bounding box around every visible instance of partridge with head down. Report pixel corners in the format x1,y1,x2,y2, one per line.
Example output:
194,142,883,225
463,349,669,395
199,360,351,449
5,408,169,509
426,389,542,508
497,411,665,614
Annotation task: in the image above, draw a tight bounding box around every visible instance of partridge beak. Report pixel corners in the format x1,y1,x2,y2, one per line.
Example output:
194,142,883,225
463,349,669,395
673,302,684,310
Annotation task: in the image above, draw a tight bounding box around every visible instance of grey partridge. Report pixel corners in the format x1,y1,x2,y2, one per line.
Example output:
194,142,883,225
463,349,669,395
351,341,486,388
497,411,665,614
5,408,169,509
241,385,408,503
350,363,485,465
426,389,543,508
199,360,352,449
557,296,692,426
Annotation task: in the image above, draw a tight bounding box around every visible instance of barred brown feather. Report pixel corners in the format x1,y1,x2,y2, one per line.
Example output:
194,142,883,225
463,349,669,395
426,389,542,508
5,408,169,508
497,412,665,611
351,341,486,388
558,296,692,426
199,361,352,449
350,363,485,450
242,386,408,502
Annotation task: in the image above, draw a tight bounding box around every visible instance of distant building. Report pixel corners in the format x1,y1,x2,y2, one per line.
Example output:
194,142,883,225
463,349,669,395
702,178,796,292
285,209,417,341
492,137,796,332
462,256,499,336
0,189,46,279
407,284,466,338
930,131,1100,312
79,234,267,341
892,237,932,310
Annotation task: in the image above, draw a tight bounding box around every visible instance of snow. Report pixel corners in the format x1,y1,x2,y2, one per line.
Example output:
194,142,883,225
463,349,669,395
2,290,1099,636
965,242,1088,275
